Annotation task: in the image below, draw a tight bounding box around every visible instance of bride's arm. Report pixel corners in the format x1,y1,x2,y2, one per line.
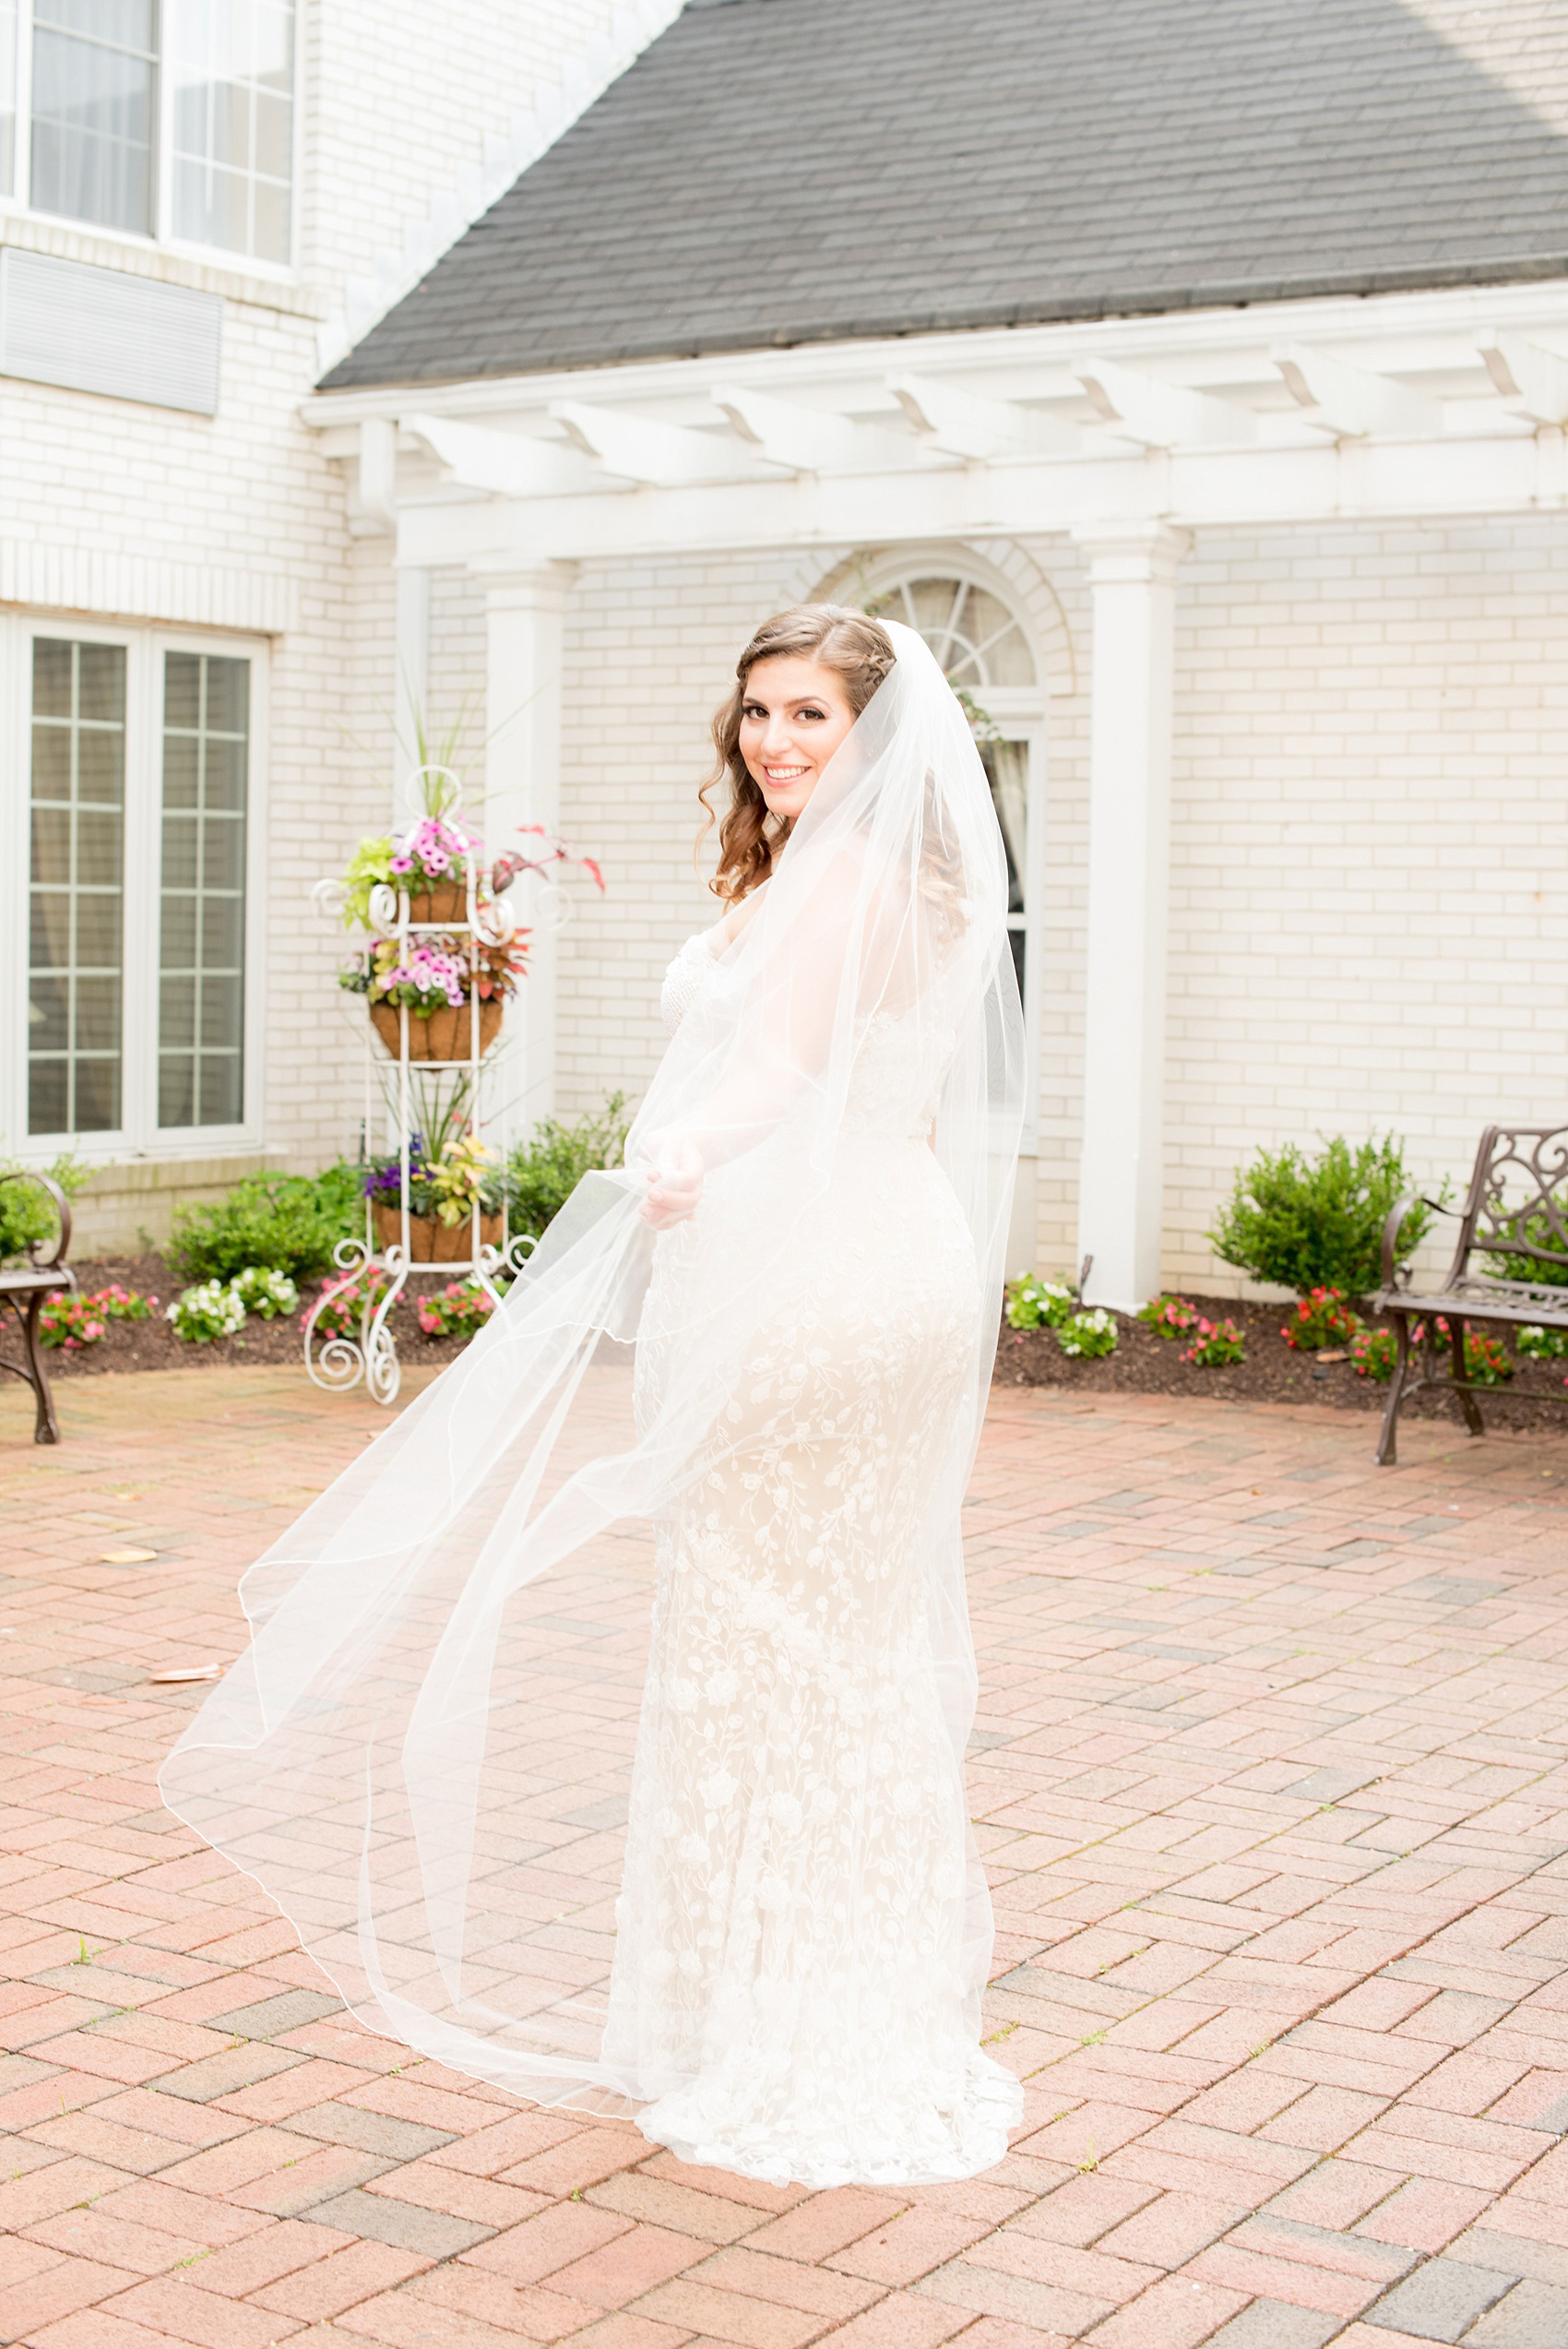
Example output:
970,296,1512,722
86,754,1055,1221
640,862,867,1228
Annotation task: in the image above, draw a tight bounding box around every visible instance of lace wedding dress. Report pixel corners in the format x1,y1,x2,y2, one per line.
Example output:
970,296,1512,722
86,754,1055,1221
600,935,1023,2187
159,621,1026,2193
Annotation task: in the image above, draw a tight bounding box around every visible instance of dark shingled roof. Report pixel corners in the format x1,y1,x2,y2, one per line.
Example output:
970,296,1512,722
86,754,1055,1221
323,0,1568,390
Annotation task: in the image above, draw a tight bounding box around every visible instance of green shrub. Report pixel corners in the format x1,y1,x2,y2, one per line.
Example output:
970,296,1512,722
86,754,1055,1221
1055,1306,1118,1359
1486,1210,1568,1290
1138,1294,1200,1340
1209,1136,1438,1299
1004,1273,1075,1330
505,1094,632,1239
1182,1316,1246,1368
0,1155,91,1264
169,1163,362,1284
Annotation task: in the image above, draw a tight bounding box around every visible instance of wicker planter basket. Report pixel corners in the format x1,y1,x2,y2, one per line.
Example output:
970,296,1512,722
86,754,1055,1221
370,999,502,1062
373,1203,502,1261
405,883,469,925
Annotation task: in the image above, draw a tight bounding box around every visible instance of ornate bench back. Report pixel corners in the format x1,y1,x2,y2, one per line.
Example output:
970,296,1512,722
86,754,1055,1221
1451,1125,1568,1294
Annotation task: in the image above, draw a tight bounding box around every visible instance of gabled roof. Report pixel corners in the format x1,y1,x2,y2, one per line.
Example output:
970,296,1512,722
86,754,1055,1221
322,0,1568,391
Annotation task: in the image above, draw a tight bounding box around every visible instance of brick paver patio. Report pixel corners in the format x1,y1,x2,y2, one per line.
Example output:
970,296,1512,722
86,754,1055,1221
3,1364,1568,2349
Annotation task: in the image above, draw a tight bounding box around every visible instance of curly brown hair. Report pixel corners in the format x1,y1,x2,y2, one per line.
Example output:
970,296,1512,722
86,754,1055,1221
699,604,897,903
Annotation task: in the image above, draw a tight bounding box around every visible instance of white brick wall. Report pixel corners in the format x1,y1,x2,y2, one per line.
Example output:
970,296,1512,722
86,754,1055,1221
0,3,673,1235
405,517,1566,1302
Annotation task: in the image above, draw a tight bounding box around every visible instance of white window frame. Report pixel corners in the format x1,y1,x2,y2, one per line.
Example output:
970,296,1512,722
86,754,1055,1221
1,610,269,1167
847,552,1050,1148
2,0,301,280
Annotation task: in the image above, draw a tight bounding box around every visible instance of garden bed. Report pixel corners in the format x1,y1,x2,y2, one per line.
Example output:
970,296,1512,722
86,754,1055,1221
996,1291,1568,1434
33,1260,1568,1437
28,1254,471,1378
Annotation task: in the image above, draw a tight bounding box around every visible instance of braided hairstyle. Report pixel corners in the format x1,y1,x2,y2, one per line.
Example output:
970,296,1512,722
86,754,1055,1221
700,604,897,904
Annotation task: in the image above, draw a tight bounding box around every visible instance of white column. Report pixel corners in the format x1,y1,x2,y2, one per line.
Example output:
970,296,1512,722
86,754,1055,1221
478,560,576,1137
392,565,431,817
1071,523,1187,1310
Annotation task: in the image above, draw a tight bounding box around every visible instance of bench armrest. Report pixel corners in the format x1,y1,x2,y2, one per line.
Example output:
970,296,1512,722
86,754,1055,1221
0,1170,73,1270
1380,1191,1455,1294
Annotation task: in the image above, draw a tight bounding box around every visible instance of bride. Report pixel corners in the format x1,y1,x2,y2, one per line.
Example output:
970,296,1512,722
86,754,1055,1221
162,604,1027,2189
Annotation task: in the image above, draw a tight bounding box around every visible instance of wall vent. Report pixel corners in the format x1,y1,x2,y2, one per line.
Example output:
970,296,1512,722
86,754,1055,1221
0,250,222,416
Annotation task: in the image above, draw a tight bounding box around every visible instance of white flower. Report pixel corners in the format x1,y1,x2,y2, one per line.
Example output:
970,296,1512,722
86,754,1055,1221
768,1792,802,1832
810,1783,837,1819
704,1668,740,1706
756,1874,790,1913
699,1768,738,1811
892,1780,922,1817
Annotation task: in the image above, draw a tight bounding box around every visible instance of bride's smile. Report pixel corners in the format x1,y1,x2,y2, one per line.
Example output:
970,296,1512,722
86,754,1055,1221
738,652,857,819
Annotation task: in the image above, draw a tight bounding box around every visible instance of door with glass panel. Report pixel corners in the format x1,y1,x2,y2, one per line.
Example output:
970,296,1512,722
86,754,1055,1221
160,651,249,1128
24,629,254,1142
28,637,126,1135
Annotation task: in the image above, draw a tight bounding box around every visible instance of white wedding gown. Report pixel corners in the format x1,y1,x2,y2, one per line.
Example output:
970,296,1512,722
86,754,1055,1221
600,932,1023,2187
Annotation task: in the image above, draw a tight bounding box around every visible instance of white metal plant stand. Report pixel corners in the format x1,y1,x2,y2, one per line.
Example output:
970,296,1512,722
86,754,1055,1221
303,769,533,1405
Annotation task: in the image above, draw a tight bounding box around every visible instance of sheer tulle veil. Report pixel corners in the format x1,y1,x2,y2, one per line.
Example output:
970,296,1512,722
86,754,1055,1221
160,619,1027,2116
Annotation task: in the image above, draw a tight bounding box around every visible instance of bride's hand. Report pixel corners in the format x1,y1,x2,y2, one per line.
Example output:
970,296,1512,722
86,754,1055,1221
639,1136,704,1229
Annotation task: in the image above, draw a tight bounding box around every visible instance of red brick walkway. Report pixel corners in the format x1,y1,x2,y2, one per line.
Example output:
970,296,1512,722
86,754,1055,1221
4,1365,1568,2349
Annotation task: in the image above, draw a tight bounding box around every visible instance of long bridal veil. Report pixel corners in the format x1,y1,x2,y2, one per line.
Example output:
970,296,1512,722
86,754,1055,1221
160,620,1026,2121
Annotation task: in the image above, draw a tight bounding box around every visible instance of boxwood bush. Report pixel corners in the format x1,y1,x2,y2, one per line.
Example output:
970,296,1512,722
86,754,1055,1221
1209,1135,1439,1300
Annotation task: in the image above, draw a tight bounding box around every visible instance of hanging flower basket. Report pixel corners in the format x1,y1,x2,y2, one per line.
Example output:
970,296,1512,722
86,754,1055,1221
373,1202,503,1261
370,1000,503,1062
406,883,469,925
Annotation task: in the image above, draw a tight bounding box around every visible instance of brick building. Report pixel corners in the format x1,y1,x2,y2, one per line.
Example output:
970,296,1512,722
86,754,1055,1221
8,0,1568,1304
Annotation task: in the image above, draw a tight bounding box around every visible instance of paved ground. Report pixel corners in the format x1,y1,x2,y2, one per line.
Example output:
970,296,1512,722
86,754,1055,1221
3,1364,1568,2349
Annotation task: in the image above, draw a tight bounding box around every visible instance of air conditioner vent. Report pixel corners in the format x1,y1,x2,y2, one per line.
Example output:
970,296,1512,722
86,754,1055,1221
0,250,222,415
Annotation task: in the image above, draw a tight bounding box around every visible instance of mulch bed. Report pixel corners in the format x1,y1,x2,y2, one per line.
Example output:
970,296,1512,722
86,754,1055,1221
19,1253,470,1379
996,1291,1568,1436
20,1259,1568,1439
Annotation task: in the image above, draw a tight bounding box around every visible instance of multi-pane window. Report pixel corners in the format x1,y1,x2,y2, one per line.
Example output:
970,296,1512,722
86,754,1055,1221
169,0,293,263
6,0,295,261
29,637,126,1135
30,0,157,234
17,625,257,1146
0,0,17,190
160,651,248,1127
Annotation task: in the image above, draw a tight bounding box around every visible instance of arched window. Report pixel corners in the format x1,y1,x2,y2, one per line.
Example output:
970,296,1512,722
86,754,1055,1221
872,576,1037,691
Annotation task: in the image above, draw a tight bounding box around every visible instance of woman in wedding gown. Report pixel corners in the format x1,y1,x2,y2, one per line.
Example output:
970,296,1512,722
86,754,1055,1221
161,605,1026,2189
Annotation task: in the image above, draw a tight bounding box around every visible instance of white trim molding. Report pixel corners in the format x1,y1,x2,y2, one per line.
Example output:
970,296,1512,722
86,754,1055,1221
0,543,297,636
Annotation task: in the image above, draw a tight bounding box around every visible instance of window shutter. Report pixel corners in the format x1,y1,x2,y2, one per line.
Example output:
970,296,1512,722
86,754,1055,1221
0,250,222,416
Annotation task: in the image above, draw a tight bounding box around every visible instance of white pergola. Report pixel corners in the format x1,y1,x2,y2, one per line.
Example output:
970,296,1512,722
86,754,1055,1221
306,279,1568,1307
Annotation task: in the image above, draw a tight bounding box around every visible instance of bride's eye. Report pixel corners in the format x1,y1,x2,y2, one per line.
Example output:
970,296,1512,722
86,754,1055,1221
797,706,826,721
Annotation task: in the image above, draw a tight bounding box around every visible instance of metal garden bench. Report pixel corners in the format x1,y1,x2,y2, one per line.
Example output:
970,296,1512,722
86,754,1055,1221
0,1169,77,1445
1373,1123,1568,1466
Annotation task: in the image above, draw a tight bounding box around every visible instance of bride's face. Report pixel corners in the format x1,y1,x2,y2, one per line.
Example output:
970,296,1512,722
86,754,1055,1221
738,656,856,822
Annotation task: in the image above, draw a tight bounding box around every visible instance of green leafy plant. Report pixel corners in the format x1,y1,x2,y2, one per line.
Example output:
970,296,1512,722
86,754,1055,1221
1352,1327,1397,1382
1281,1287,1361,1352
40,1294,109,1350
166,1281,247,1342
1056,1306,1118,1359
1004,1273,1075,1330
1209,1136,1439,1298
1518,1324,1568,1360
40,1283,156,1351
1182,1316,1246,1367
0,1155,92,1264
416,1279,498,1341
1485,1210,1568,1291
506,1094,632,1240
1137,1294,1200,1340
305,1270,392,1340
169,1165,362,1285
1458,1330,1514,1386
423,1135,502,1228
232,1267,300,1319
